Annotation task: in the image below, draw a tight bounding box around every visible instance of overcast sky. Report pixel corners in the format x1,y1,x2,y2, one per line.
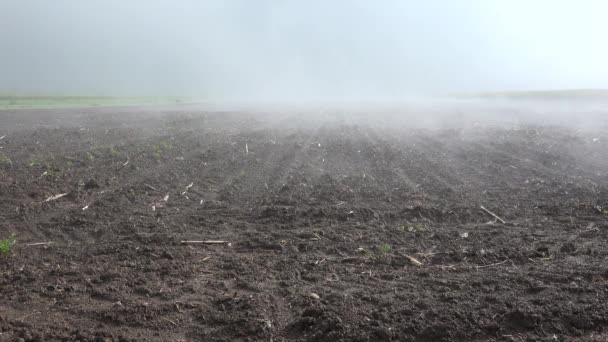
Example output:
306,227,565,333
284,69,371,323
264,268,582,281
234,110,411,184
1,0,607,99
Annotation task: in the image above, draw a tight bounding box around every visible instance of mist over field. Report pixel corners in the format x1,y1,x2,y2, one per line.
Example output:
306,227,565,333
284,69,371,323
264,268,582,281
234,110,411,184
1,0,608,100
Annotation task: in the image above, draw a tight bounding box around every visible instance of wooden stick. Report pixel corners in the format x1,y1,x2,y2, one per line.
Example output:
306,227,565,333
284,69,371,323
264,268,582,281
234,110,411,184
26,242,52,246
43,193,68,202
480,206,506,224
18,311,40,321
405,255,423,266
433,264,456,270
144,183,162,192
162,317,178,326
475,259,508,268
180,240,227,244
181,182,194,195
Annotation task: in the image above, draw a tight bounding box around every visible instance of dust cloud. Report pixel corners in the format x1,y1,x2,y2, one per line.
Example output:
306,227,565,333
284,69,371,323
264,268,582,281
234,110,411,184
2,1,608,128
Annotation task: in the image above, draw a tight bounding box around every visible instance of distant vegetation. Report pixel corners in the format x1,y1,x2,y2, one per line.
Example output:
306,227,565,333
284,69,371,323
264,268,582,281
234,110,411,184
457,89,608,100
0,95,194,109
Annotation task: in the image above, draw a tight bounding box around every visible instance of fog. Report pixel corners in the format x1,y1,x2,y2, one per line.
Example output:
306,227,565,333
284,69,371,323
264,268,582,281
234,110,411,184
1,0,608,99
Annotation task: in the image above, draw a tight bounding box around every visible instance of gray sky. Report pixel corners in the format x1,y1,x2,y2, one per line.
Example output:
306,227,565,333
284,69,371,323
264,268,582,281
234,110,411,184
1,0,607,98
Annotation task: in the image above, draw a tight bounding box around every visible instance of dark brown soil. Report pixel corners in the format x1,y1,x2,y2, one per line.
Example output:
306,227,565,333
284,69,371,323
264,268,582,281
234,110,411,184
0,106,607,341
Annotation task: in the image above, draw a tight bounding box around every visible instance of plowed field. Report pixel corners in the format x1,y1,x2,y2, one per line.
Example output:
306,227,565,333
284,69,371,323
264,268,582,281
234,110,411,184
1,106,607,341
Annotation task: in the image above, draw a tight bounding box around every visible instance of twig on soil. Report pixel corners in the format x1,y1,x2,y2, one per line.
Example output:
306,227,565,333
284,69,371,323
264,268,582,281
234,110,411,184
480,206,506,224
245,143,249,155
475,259,509,268
18,311,41,321
162,317,178,326
144,183,162,192
25,242,52,246
181,182,194,195
43,193,68,202
405,255,423,266
433,264,456,270
0,135,5,140
180,240,228,245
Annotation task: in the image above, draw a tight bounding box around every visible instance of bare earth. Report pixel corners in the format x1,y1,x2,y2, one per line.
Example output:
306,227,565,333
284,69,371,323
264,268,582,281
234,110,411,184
0,105,607,341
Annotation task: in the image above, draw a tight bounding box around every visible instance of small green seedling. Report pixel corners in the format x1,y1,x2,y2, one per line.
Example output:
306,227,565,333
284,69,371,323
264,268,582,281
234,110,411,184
110,147,121,157
153,142,172,152
41,169,56,177
0,234,16,256
380,244,392,254
28,158,43,167
0,153,11,165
